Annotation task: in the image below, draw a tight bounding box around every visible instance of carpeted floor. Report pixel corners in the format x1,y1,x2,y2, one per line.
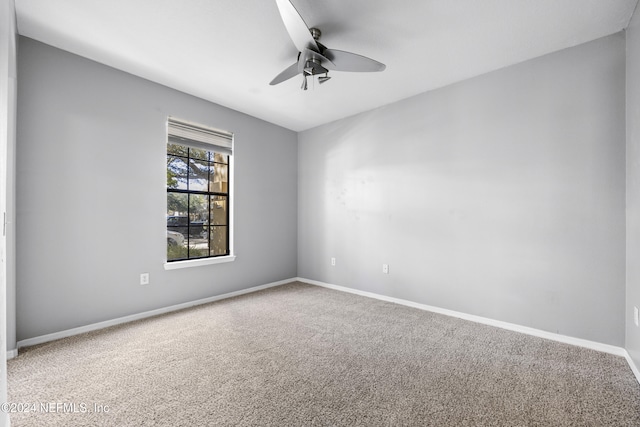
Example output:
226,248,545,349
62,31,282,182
7,281,640,426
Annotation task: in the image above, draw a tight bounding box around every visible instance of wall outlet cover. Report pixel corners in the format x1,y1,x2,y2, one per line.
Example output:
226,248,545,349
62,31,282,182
140,273,150,285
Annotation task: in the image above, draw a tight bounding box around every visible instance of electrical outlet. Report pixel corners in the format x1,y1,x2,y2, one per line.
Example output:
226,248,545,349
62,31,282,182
140,273,150,285
382,264,389,274
331,257,336,266
634,306,639,327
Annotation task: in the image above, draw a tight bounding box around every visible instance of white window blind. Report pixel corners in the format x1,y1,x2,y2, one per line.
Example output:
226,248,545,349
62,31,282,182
167,117,233,156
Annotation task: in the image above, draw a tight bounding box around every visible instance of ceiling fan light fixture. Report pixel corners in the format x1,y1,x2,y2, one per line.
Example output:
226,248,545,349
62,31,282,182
318,74,331,84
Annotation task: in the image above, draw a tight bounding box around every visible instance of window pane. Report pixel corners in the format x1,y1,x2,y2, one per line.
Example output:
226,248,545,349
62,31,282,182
167,221,188,237
167,193,188,223
188,225,209,258
210,226,228,256
167,156,188,190
210,195,227,225
189,194,208,227
210,163,228,193
213,153,228,164
167,193,188,261
167,143,189,157
167,229,187,261
188,159,210,191
190,147,209,161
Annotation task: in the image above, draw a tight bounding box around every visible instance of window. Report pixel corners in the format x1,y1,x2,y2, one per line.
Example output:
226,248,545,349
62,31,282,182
166,117,233,262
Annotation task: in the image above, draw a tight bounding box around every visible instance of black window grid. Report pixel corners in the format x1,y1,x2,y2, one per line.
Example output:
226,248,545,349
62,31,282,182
167,146,230,261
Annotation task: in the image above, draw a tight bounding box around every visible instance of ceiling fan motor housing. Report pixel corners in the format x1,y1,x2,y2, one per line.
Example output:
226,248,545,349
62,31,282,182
310,27,321,41
305,58,328,76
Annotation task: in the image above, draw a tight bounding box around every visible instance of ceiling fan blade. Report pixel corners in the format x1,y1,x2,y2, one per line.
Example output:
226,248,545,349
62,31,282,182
275,0,319,53
270,62,299,85
323,49,386,72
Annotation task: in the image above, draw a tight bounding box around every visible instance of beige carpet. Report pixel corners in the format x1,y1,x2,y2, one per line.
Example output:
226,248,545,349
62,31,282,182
8,281,640,426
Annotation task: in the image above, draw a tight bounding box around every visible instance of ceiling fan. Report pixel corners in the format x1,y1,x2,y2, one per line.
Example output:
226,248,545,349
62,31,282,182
269,0,386,90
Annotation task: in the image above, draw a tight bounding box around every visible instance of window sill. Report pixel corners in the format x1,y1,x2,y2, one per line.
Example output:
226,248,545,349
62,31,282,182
164,255,236,270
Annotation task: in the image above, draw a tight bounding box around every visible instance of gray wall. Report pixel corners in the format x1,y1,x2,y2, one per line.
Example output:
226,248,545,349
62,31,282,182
0,0,16,425
627,10,640,369
16,37,298,342
298,33,626,346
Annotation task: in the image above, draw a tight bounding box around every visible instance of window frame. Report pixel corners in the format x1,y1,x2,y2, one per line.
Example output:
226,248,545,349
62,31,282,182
164,117,235,269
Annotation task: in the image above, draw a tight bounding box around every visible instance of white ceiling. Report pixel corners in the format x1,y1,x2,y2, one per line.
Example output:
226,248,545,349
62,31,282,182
14,0,639,131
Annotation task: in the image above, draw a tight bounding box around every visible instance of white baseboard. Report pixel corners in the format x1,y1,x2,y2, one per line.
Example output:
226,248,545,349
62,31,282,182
6,349,17,360
296,277,640,383
14,278,296,353
623,352,640,385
